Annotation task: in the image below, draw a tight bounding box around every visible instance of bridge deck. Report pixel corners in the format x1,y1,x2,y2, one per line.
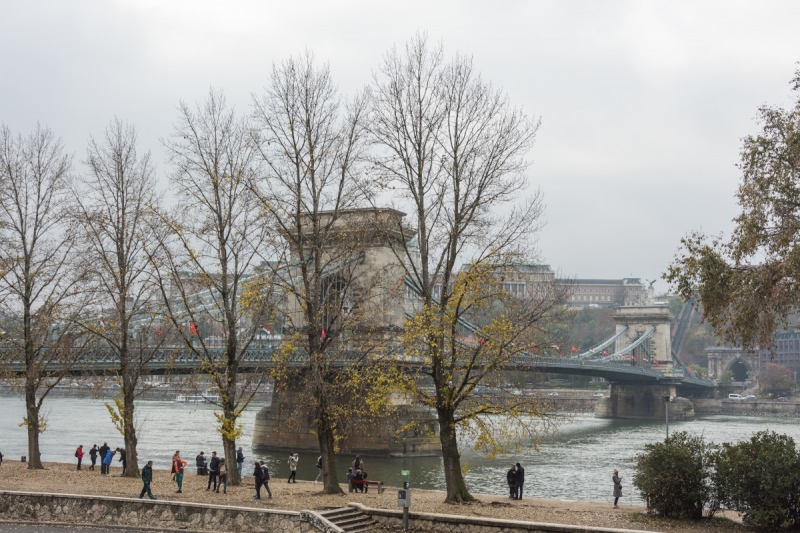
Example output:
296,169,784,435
2,344,713,388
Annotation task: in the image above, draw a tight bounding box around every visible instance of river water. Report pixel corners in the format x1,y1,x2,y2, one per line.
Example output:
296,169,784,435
1,396,799,504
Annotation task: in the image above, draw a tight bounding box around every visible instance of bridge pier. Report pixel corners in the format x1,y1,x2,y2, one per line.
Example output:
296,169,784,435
595,383,694,420
252,388,441,456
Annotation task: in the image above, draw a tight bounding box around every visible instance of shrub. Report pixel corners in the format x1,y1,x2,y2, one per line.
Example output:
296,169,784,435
633,432,718,519
714,431,800,529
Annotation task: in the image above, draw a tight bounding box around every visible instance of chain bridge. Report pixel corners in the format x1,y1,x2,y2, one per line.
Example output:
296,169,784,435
1,271,713,391
3,306,711,391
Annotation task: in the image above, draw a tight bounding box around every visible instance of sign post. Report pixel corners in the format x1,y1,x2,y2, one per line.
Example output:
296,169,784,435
398,470,411,531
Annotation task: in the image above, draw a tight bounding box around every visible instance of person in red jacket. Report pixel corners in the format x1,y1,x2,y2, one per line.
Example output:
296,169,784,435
172,451,187,493
75,445,84,470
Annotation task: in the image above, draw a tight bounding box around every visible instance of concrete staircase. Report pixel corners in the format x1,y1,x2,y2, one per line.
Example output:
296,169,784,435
318,507,376,533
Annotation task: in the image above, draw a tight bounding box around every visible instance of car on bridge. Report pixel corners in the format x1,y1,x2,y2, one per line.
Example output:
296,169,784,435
592,392,604,398
728,393,745,400
548,392,559,397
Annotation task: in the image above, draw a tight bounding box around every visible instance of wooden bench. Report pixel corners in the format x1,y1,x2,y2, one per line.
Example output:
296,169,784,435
349,479,384,494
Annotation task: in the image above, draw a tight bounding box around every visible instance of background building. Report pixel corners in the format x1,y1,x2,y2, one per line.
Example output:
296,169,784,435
563,278,651,308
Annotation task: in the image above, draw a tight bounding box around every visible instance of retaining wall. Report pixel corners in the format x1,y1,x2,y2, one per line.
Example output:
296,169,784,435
693,399,800,416
0,491,312,533
348,503,657,533
0,490,660,533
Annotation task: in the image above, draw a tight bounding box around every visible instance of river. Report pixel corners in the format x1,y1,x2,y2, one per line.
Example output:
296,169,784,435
1,396,799,504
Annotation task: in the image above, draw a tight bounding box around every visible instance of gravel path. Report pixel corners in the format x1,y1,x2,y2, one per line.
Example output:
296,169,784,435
0,461,744,532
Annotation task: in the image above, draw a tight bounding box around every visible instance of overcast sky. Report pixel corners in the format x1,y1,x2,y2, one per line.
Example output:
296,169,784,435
2,1,799,293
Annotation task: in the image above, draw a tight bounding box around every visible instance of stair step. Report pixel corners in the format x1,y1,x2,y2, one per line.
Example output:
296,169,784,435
315,506,376,533
336,516,371,527
320,507,357,517
329,512,362,523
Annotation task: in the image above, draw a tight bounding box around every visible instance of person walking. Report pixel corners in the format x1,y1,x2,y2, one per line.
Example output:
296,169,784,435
89,445,98,471
253,461,264,499
236,446,245,479
515,462,525,500
260,461,272,499
98,443,109,474
216,458,227,494
612,468,622,508
506,464,517,499
172,451,187,493
102,447,114,476
287,453,298,483
139,460,157,500
75,445,84,470
206,451,220,491
116,447,127,475
314,455,322,484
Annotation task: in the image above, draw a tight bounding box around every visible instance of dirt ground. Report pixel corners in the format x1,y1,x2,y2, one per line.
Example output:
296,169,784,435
0,461,747,533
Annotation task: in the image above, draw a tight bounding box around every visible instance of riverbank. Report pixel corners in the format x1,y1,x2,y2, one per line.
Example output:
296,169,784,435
0,460,743,532
693,398,800,417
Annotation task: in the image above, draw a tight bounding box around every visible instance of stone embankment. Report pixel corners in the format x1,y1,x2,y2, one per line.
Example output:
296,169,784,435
693,398,800,416
0,491,309,533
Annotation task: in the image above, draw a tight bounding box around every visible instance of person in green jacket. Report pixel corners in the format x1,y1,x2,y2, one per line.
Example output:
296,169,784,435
139,461,156,500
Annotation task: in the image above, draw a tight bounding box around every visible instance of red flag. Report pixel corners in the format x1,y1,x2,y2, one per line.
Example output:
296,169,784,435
630,355,636,360
189,322,198,336
155,327,163,336
321,328,327,340
571,346,579,353
653,359,659,365
603,350,609,356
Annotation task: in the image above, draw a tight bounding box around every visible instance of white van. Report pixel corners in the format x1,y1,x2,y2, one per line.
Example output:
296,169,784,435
728,393,745,400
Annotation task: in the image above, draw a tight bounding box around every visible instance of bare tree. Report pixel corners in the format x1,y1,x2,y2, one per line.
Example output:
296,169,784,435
249,53,395,495
0,124,87,469
71,118,166,477
370,35,562,503
153,90,275,486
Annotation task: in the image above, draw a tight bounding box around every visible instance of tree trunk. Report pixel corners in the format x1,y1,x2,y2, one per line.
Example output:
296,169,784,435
317,395,342,495
221,391,240,486
221,431,237,488
438,408,475,503
122,378,139,478
25,379,43,470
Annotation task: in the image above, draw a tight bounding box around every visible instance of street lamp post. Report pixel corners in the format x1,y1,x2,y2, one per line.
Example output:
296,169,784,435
664,396,671,439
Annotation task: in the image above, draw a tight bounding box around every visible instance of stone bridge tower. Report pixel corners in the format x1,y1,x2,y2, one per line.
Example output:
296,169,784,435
613,306,674,367
252,208,440,457
595,305,695,420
